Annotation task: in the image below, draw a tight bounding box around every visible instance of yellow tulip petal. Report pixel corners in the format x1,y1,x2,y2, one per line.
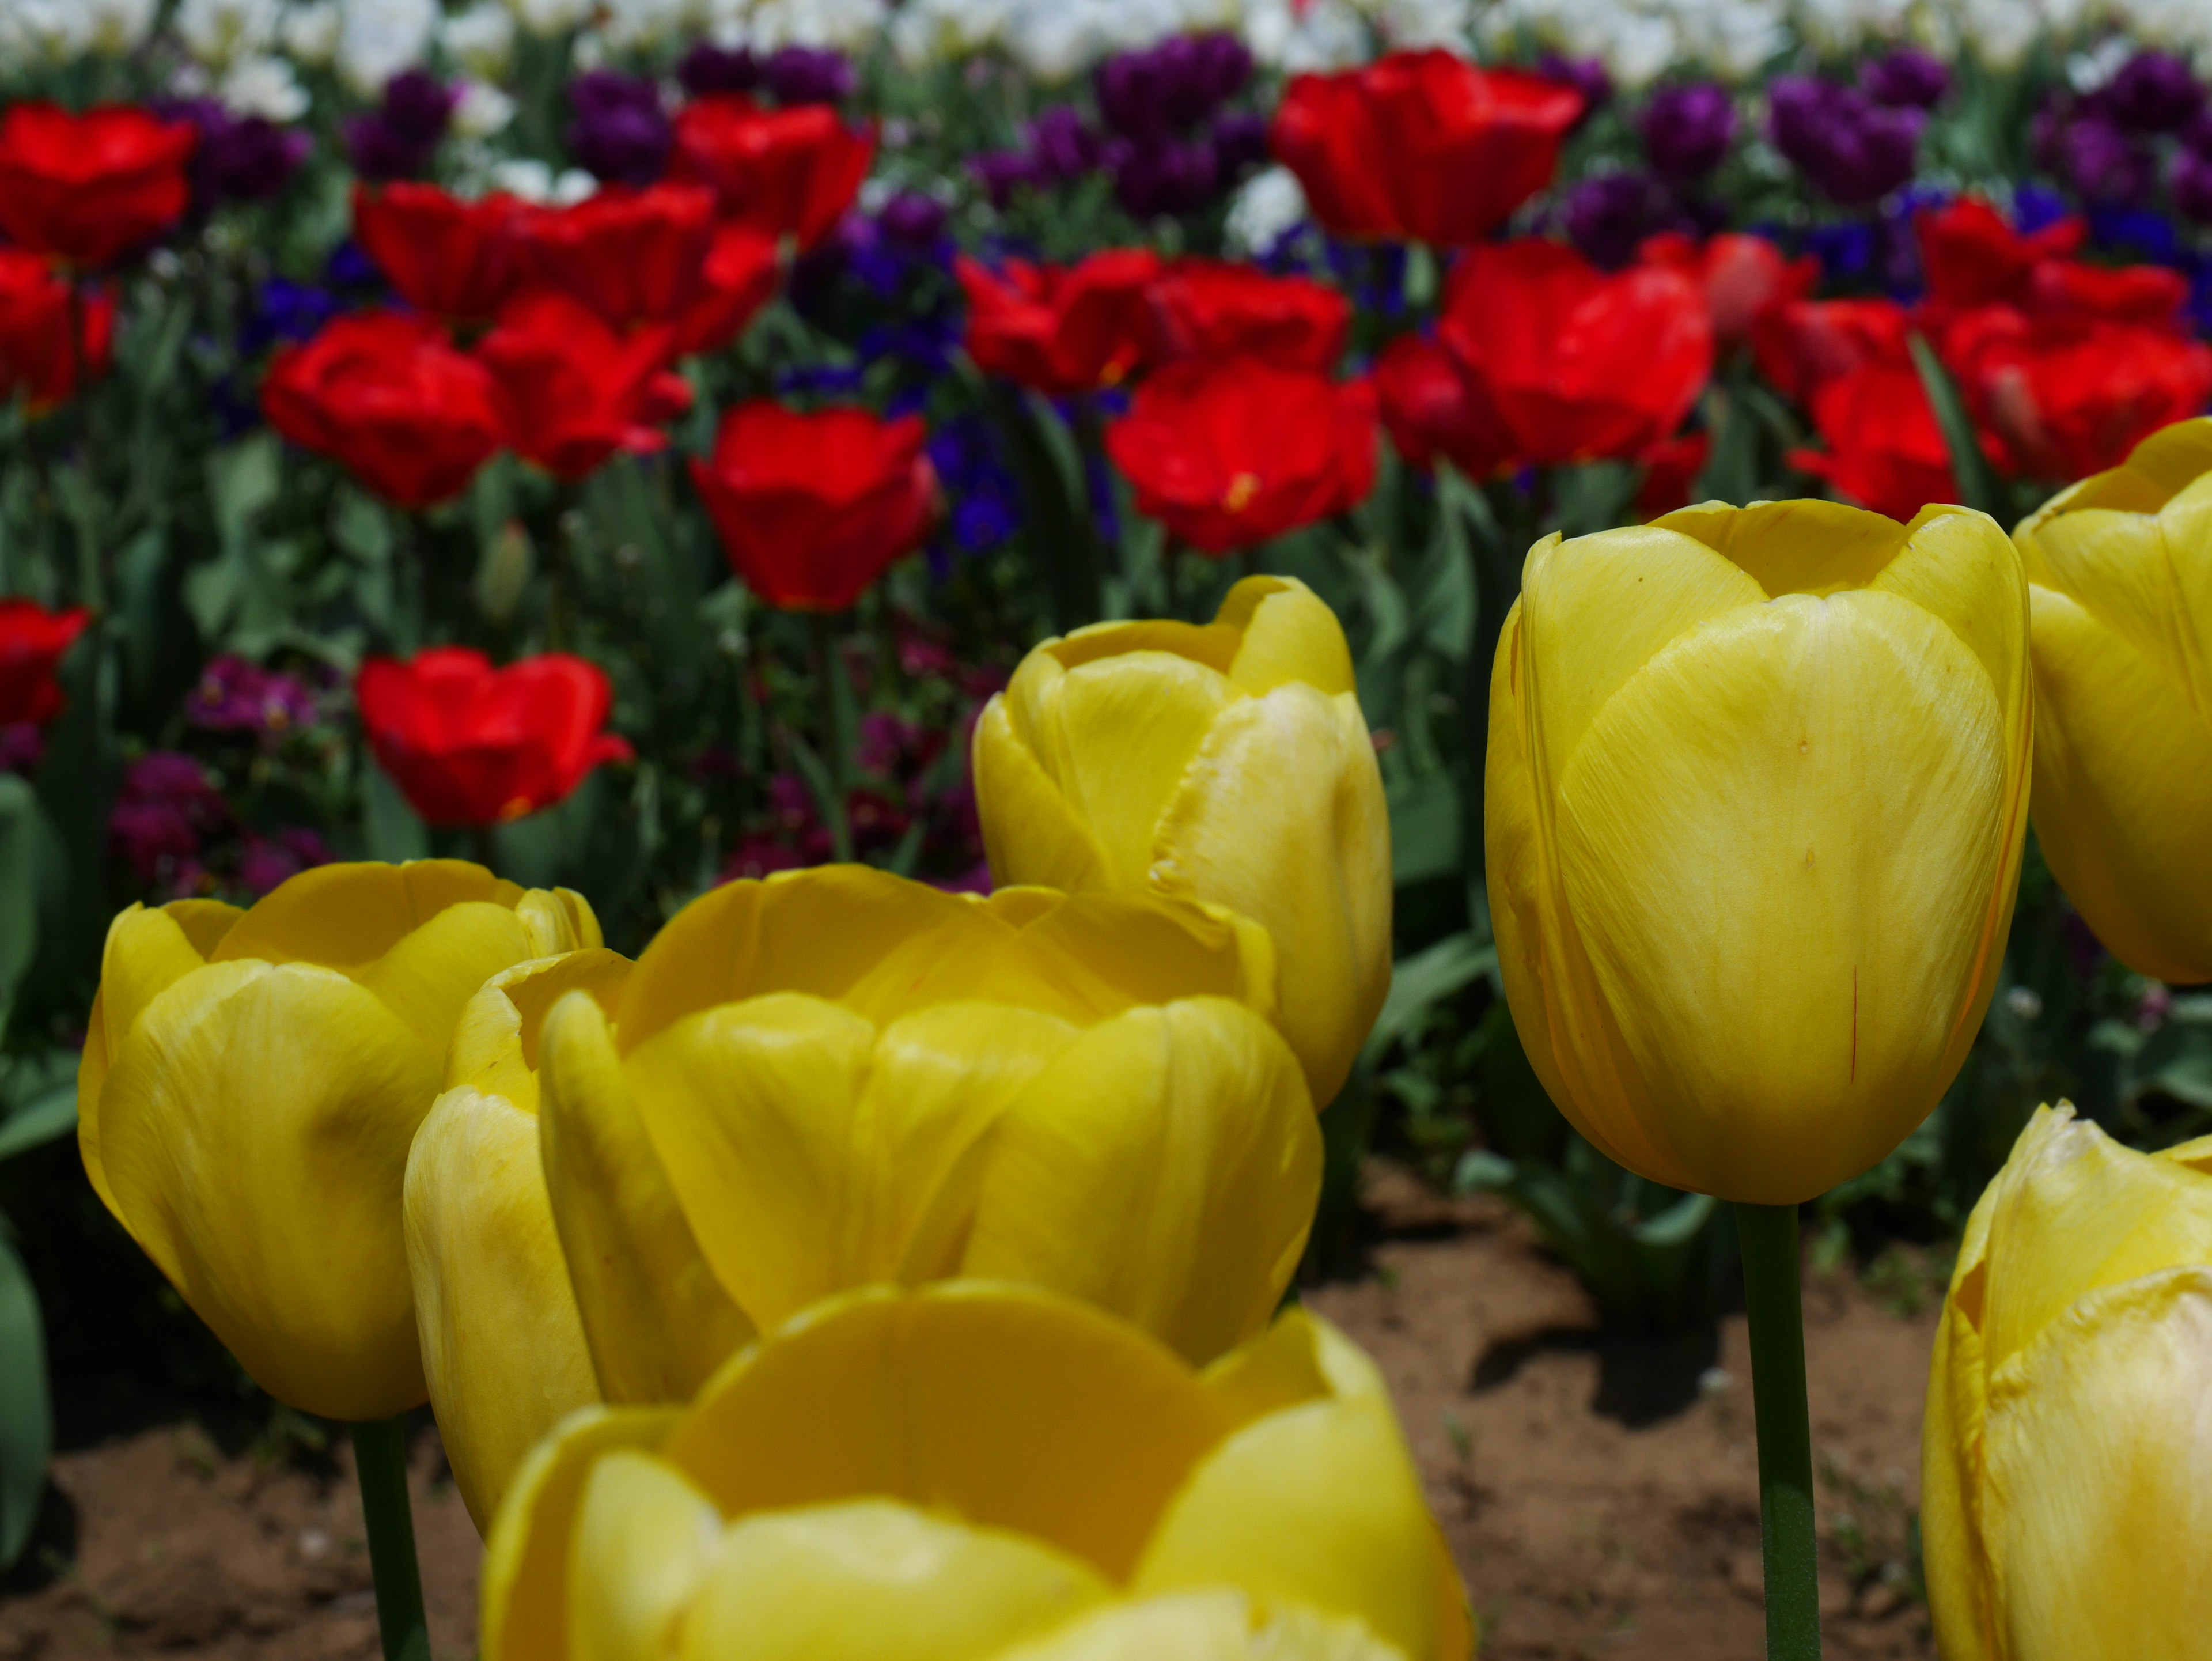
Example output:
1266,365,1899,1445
516,887,604,956
209,859,514,970
361,901,537,1061
677,1499,1111,1661
404,1086,600,1532
1921,1291,1996,1661
1980,1267,2212,1661
538,991,756,1403
1878,509,2029,726
1972,1103,2212,1372
975,698,1111,894
97,960,434,1418
76,994,118,1219
480,1405,681,1661
1557,590,2006,1204
2025,415,2212,525
1218,577,1358,698
2028,585,2212,982
1137,1319,1446,1661
1043,619,1240,678
666,1283,1232,1581
570,1451,725,1661
1656,498,1906,597
963,1001,1320,1365
1151,685,1388,1106
447,949,633,1106
616,867,983,1054
98,904,219,1057
990,1592,1410,1661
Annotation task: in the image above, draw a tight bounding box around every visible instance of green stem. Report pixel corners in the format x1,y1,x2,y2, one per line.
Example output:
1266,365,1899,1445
349,1416,430,1661
1734,1202,1821,1661
808,611,854,862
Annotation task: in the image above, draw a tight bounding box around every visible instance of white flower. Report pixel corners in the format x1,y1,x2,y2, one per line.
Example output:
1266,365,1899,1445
503,0,594,36
452,77,517,137
489,157,599,203
441,1,516,74
1225,165,1309,256
1245,0,1372,71
280,0,342,62
85,0,163,54
599,0,705,47
221,51,311,119
335,0,437,93
1365,0,1475,52
1684,0,1787,78
745,0,891,51
178,0,283,65
889,0,1013,67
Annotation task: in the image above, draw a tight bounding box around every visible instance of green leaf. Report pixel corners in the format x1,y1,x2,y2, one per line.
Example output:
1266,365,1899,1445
0,1232,50,1569
362,764,430,864
0,775,39,1030
1385,773,1460,889
0,1065,75,1164
1365,929,1496,1064
1907,333,2003,519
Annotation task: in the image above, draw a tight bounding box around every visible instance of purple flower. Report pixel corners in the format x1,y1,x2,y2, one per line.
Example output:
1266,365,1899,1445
1562,171,1685,268
0,722,41,775
1535,53,1612,130
878,190,949,247
971,150,1042,209
344,70,454,181
238,827,331,898
764,46,854,107
1639,82,1736,185
2105,50,2205,135
1858,48,1950,111
109,752,230,888
185,655,319,741
566,70,671,186
1767,75,1923,207
2173,147,2212,224
2054,116,2155,207
1028,106,1102,183
204,116,309,202
1213,109,1270,177
1108,134,1220,218
1096,33,1251,141
678,41,758,99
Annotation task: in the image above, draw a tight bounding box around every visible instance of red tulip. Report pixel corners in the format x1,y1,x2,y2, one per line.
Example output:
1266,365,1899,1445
516,184,717,330
474,290,692,482
0,251,113,410
262,311,507,509
1440,240,1712,465
672,224,782,356
0,103,196,269
1634,432,1711,519
1787,361,1960,522
357,648,633,828
956,250,1162,396
1373,331,1515,478
670,96,873,250
1272,51,1582,245
352,183,523,325
1749,295,1912,404
1637,230,1818,347
1915,195,2084,308
1941,309,2212,482
1150,258,1350,371
0,600,91,727
1105,358,1378,554
2024,259,2191,330
691,403,937,612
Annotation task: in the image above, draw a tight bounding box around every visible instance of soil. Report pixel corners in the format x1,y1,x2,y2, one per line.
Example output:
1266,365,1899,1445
0,1164,1942,1661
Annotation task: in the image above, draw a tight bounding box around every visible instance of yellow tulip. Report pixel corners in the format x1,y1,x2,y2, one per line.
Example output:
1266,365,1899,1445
76,861,601,1422
2013,417,2212,982
972,574,1391,1107
1923,1103,2212,1661
1487,501,2031,1204
536,864,1321,1374
480,1282,1473,1661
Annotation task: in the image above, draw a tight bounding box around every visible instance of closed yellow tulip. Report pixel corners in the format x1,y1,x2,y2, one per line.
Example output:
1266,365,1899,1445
2014,417,2212,982
536,864,1321,1375
77,861,600,1422
972,575,1391,1108
479,1282,1473,1661
1923,1103,2212,1661
1487,501,2031,1204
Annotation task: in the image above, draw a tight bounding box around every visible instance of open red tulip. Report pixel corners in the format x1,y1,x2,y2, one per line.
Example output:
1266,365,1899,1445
1915,195,2085,309
1749,294,1912,404
474,290,692,482
352,183,524,326
263,311,507,509
2023,259,2192,330
1787,361,1960,521
0,102,196,269
0,600,91,727
1272,51,1581,246
0,251,114,410
673,224,782,357
691,402,937,612
1107,358,1377,553
1440,240,1713,466
356,648,633,827
671,96,873,250
1637,230,1818,347
957,250,1162,396
1150,258,1350,372
516,184,717,331
1374,331,1516,479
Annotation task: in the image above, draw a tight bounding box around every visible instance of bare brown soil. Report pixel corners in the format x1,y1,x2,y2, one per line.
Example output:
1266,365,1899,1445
0,1169,1941,1661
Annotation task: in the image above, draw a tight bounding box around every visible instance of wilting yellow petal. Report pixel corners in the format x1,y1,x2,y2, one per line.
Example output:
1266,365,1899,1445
676,1499,1111,1661
404,1086,599,1532
480,1405,681,1661
963,1001,1319,1365
96,960,434,1418
665,1284,1232,1581
974,698,1110,894
446,951,632,1108
1219,577,1358,698
538,992,755,1403
209,859,516,969
570,1451,725,1661
1657,498,1906,597
1150,684,1387,1105
1980,1268,2212,1661
1556,589,2006,1203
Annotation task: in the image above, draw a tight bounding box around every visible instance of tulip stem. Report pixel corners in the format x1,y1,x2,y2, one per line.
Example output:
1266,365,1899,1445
1734,1202,1821,1661
349,1416,431,1661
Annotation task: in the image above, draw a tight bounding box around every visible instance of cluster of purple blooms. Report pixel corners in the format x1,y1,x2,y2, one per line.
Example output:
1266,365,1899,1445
972,33,1266,220
2033,50,2212,222
1767,55,1938,208
108,751,331,901
565,46,854,185
155,98,310,209
344,69,457,182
